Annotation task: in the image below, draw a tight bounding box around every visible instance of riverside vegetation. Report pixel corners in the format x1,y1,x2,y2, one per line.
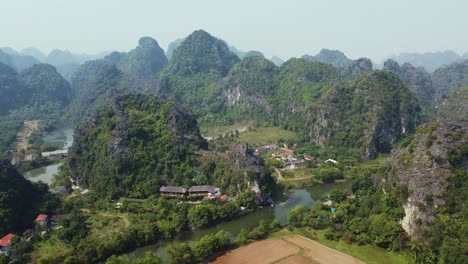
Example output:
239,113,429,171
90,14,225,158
0,29,467,263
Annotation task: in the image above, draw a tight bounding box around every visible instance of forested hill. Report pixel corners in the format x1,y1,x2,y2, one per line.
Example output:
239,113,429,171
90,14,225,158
66,37,168,124
0,62,71,158
379,87,467,262
0,159,52,236
68,94,270,199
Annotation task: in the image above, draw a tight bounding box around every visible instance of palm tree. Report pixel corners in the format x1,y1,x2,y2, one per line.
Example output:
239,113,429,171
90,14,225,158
408,237,424,263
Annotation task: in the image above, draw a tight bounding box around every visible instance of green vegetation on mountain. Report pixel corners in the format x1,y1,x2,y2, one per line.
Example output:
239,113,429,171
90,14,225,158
437,86,468,122
68,94,205,198
117,37,168,78
0,159,57,236
302,49,354,68
432,58,468,100
67,59,128,124
0,62,71,158
68,94,270,199
153,30,239,119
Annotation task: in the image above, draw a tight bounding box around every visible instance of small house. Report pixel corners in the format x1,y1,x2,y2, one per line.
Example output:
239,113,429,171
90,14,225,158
188,185,220,198
219,195,228,201
35,214,48,226
280,151,294,161
159,186,187,197
267,144,277,150
0,233,14,254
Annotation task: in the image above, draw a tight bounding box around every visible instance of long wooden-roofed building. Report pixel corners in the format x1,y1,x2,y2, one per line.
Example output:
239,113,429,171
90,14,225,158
159,186,187,197
188,185,220,197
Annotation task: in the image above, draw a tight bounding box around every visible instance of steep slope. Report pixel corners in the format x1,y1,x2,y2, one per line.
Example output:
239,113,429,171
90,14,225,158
432,58,468,101
381,88,467,262
68,94,205,198
437,86,468,122
67,58,128,124
154,30,240,118
383,59,435,120
117,37,168,78
68,94,269,199
0,159,50,235
162,30,239,77
20,64,71,109
0,62,22,115
306,71,420,159
302,49,353,68
67,37,168,124
219,57,278,125
166,38,184,60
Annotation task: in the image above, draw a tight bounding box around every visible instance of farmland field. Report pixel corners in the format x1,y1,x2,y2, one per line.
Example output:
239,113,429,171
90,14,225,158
209,235,365,264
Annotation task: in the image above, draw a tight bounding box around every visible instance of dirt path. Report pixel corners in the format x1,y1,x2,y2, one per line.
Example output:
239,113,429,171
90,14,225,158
209,235,366,264
273,167,284,183
16,120,40,151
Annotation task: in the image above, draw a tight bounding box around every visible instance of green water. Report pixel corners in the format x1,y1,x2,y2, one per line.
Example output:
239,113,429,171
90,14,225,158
23,127,73,185
126,181,352,260
23,163,60,185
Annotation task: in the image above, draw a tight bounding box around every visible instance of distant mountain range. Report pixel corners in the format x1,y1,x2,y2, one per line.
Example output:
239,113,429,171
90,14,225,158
0,47,109,80
388,50,468,72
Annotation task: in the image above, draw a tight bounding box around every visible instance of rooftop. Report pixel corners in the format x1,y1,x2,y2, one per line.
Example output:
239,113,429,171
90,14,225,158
35,214,48,222
188,185,216,193
160,186,187,194
0,233,14,247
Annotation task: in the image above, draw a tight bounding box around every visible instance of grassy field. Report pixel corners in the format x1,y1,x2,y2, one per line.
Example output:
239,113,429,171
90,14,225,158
269,229,411,264
200,121,254,138
237,127,302,145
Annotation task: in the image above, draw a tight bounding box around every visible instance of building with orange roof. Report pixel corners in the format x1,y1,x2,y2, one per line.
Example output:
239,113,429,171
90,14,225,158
35,214,48,226
0,233,14,253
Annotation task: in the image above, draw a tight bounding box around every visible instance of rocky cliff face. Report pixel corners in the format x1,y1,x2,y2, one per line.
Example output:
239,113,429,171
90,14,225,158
383,122,467,236
383,59,434,108
300,71,420,159
68,94,269,198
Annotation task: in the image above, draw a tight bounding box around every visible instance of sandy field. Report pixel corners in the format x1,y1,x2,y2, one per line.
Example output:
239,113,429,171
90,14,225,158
209,235,366,264
209,238,299,264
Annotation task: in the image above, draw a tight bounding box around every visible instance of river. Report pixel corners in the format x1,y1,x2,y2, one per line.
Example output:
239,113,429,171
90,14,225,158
21,127,352,261
126,181,351,260
23,127,74,185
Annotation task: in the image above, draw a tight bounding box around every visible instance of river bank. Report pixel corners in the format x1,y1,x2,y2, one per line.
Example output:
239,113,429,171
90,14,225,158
125,181,352,261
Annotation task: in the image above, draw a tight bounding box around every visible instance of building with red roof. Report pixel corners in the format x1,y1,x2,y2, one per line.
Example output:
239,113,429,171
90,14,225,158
219,195,228,201
35,214,48,226
0,233,14,248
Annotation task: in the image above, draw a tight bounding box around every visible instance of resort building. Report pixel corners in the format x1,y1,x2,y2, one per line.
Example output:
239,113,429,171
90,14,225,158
188,185,221,197
159,186,187,197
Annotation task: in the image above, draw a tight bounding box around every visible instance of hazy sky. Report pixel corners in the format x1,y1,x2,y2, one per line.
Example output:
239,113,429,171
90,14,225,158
2,0,467,62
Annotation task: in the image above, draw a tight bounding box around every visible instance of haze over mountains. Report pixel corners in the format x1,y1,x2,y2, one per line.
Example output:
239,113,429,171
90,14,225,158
0,27,467,264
